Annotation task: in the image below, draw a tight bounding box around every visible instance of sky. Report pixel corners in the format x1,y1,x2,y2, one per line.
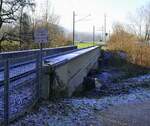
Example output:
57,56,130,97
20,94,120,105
35,0,150,33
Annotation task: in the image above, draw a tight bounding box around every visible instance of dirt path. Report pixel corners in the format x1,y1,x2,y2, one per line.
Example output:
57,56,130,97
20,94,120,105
100,101,150,126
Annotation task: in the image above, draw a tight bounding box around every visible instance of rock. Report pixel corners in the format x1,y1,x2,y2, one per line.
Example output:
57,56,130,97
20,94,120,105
95,78,102,89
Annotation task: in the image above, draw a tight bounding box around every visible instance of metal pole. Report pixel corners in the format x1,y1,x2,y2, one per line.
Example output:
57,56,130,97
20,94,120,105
38,43,43,99
40,43,43,68
93,26,95,46
45,0,49,48
19,7,23,50
36,52,40,100
73,11,75,45
46,0,48,23
104,14,106,42
4,59,9,126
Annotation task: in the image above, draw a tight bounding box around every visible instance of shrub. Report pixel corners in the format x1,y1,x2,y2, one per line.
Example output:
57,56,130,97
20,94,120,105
107,24,150,67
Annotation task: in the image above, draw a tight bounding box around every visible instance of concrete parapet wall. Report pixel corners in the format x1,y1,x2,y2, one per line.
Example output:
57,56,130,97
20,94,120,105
41,47,100,99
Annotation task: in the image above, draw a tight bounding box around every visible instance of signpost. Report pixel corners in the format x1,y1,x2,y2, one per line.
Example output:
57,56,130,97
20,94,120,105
34,28,48,44
34,28,48,99
34,28,48,64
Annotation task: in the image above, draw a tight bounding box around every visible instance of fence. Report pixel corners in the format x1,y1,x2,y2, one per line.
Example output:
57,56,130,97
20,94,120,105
0,53,40,126
0,46,77,125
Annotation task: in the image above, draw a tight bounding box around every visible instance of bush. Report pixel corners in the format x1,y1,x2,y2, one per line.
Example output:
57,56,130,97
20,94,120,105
1,41,20,52
107,24,150,67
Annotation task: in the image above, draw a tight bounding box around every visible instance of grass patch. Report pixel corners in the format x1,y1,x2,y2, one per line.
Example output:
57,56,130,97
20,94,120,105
75,42,103,48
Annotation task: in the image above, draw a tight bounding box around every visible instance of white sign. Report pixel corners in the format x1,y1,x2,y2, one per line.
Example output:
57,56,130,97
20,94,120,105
34,28,48,43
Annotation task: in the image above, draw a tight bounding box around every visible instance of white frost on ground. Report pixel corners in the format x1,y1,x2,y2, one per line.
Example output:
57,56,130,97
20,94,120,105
9,65,150,126
10,87,150,126
125,74,150,83
0,76,37,123
3,62,150,126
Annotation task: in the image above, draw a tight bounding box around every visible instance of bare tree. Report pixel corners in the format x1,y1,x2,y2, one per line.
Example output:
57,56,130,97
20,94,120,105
0,0,35,52
144,4,150,41
128,3,150,41
0,0,35,29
